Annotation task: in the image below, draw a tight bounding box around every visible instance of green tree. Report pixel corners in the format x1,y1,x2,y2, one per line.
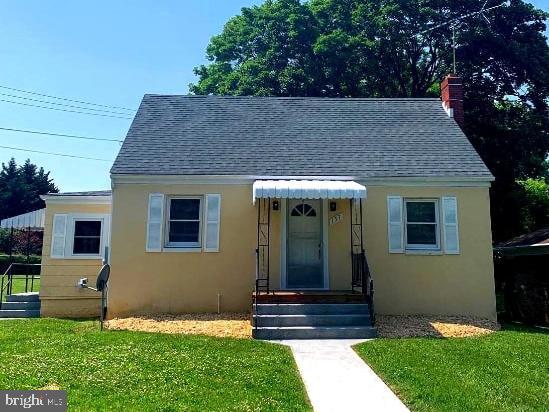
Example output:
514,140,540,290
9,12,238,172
192,0,320,96
191,0,549,240
0,158,59,220
516,177,549,232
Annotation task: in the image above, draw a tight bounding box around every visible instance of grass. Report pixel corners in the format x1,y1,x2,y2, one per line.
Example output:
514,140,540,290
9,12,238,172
0,319,311,411
5,277,40,295
355,324,549,412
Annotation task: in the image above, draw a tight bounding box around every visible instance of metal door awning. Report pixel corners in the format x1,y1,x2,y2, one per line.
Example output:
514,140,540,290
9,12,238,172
253,180,367,203
0,209,45,230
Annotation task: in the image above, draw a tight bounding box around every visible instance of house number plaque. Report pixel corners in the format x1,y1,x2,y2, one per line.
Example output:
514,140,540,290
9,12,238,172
329,213,343,226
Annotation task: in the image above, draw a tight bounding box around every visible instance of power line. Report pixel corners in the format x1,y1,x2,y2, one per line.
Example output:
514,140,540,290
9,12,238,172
0,92,133,116
0,84,136,112
0,145,113,162
0,98,133,120
0,127,123,143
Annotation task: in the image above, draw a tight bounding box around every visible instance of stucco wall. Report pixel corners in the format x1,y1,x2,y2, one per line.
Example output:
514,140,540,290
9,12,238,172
40,203,110,318
365,186,496,319
107,182,495,319
109,184,256,316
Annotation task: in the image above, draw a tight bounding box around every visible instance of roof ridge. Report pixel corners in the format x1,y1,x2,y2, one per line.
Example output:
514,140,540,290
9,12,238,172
142,94,441,101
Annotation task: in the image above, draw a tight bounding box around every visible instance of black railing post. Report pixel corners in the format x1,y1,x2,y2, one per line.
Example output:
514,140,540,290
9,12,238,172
26,225,31,293
369,279,375,324
0,272,4,310
361,251,366,296
255,197,271,295
8,227,14,265
7,265,12,296
350,199,354,290
267,198,271,294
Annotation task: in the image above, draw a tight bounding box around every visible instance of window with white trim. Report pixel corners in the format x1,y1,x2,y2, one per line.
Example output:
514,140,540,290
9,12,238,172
51,213,109,259
165,197,202,248
404,199,440,250
73,220,102,255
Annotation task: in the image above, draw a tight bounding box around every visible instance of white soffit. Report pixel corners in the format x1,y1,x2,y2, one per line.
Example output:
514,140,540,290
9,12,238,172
253,180,367,203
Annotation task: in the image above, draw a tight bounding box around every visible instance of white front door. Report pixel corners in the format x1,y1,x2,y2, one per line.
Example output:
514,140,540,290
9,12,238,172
287,199,324,289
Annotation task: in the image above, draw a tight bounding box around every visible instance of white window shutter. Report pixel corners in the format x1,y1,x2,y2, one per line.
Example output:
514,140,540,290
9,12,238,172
146,193,164,252
204,194,221,252
387,196,404,253
442,196,460,254
51,214,67,258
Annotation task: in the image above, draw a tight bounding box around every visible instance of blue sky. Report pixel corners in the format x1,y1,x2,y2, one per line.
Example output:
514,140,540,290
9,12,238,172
0,0,547,192
0,0,262,191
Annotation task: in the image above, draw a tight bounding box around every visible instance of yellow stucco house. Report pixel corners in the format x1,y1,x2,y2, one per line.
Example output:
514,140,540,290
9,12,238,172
39,75,496,339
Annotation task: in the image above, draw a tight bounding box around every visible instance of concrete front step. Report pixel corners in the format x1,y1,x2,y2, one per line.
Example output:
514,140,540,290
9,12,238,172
1,301,40,310
253,326,378,340
255,303,369,316
255,314,371,327
1,293,41,318
6,293,40,303
0,309,40,318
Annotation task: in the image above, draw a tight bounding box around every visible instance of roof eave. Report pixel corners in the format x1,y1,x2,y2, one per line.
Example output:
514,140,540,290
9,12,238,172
40,195,112,205
110,173,494,187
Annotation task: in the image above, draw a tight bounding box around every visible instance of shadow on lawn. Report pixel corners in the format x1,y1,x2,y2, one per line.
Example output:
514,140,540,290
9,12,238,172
499,321,549,335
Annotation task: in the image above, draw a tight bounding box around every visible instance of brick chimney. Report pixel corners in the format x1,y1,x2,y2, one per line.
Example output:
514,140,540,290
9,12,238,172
441,74,464,128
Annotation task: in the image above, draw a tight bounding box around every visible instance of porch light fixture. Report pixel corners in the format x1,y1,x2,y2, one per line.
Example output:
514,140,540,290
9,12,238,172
330,201,337,212
272,200,280,211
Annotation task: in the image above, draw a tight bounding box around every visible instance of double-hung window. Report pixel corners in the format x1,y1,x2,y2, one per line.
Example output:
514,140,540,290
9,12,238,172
50,213,109,259
404,199,440,250
73,220,103,255
166,197,202,248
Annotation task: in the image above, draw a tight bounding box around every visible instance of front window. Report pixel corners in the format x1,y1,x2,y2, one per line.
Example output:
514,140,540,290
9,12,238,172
405,200,440,250
166,197,202,248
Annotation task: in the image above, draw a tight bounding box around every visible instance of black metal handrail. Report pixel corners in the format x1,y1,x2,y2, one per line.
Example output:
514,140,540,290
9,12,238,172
368,278,375,324
0,263,41,310
254,197,271,330
351,251,375,324
254,247,270,329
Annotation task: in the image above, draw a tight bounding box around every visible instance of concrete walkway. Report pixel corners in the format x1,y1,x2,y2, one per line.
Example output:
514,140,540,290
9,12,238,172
279,339,409,412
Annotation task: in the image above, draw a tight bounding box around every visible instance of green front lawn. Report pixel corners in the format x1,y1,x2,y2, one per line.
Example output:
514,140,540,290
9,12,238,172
0,319,311,411
355,324,549,412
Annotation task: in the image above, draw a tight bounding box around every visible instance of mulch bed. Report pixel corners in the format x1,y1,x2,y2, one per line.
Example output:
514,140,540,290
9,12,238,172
106,313,499,339
106,313,252,339
376,315,500,338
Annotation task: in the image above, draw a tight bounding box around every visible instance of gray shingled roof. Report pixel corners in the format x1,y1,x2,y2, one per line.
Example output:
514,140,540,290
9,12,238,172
496,227,549,248
111,95,492,179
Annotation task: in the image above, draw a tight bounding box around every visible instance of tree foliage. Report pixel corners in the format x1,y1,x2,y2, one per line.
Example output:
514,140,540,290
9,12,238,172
191,0,549,240
516,177,549,233
0,158,58,220
0,228,43,256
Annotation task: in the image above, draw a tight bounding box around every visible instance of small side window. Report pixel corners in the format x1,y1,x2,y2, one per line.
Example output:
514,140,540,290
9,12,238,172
404,200,440,250
73,220,102,255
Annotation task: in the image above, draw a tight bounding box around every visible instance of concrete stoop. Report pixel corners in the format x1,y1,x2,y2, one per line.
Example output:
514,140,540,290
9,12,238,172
253,303,377,339
0,292,40,318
